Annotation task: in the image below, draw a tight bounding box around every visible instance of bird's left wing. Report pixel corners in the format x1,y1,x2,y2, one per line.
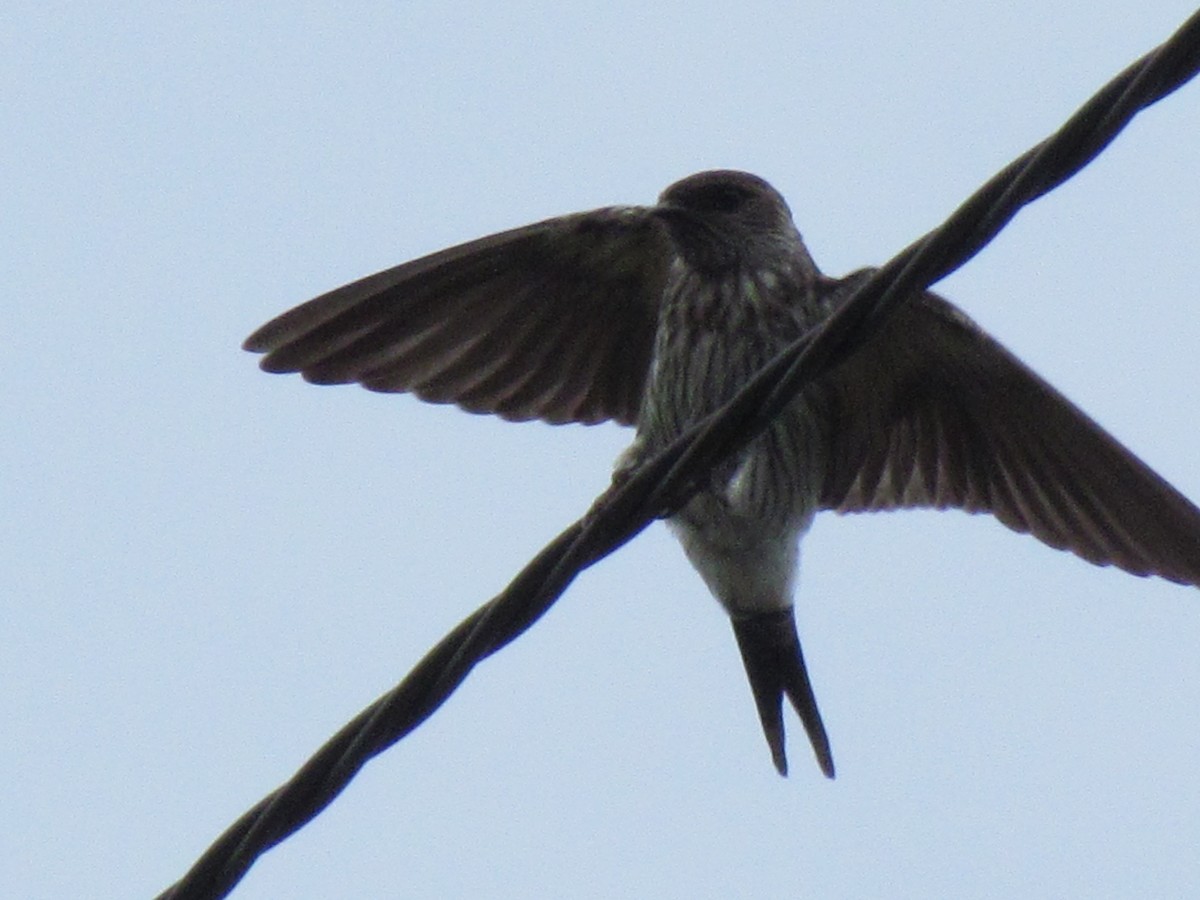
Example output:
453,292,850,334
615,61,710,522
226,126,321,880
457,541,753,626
815,276,1200,585
244,206,674,425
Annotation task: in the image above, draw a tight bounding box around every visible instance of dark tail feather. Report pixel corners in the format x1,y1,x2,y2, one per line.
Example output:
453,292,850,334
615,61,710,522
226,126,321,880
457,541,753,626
732,609,835,779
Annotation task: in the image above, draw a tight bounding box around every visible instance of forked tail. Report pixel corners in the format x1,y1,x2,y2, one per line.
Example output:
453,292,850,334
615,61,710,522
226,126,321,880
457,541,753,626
732,609,835,778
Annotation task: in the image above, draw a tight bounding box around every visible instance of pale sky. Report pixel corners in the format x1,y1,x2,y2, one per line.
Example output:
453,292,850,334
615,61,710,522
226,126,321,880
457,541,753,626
5,4,1200,898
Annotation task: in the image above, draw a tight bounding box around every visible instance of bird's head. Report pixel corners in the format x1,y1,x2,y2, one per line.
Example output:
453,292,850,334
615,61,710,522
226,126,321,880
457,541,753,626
655,170,812,274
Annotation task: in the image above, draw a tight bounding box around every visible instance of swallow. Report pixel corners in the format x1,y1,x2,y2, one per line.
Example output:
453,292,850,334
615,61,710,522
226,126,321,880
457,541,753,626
244,170,1200,777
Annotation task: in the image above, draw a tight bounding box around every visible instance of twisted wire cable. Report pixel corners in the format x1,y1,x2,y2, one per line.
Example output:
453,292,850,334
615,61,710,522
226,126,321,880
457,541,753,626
158,11,1200,898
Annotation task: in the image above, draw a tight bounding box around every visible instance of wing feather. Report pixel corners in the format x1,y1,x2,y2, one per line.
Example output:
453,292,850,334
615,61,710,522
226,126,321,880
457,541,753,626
818,285,1200,585
245,207,672,426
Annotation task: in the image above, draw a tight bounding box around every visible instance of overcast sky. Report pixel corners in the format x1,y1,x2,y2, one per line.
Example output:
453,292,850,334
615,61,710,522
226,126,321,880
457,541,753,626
5,3,1200,898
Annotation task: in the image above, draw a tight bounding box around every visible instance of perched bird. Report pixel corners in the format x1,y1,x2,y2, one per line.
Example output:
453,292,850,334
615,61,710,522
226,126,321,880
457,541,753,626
244,170,1200,778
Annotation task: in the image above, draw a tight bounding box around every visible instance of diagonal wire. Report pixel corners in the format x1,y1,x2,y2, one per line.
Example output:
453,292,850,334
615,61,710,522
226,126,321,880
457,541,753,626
158,11,1200,899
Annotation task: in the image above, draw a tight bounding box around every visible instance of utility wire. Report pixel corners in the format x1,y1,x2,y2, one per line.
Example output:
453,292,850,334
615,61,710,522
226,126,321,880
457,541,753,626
158,11,1200,898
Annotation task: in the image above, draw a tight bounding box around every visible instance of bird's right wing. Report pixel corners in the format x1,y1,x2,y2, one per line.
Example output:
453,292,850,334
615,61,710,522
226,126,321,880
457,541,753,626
816,280,1200,585
244,206,675,426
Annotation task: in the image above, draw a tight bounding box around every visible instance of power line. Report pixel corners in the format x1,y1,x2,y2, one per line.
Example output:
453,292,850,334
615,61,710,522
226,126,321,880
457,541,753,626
157,10,1200,898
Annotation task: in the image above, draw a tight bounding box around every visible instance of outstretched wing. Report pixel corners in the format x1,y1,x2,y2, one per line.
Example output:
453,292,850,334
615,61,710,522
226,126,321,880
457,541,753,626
244,206,674,425
817,279,1200,585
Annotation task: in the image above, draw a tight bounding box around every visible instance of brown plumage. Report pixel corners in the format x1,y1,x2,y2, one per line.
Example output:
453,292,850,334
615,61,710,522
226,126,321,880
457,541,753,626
245,170,1200,777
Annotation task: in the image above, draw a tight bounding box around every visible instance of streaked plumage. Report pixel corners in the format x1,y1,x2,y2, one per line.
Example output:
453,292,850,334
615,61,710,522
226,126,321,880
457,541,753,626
245,170,1200,777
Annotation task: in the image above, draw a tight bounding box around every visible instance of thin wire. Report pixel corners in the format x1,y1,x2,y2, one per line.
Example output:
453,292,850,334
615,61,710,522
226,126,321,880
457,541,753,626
158,11,1200,898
